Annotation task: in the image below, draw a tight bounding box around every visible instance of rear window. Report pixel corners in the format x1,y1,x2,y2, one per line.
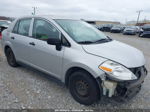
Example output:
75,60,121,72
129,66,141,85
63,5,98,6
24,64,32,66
12,20,19,33
17,19,31,36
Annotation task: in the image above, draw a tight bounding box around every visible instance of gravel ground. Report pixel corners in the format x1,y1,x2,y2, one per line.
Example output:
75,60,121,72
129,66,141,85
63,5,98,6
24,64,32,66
0,33,150,109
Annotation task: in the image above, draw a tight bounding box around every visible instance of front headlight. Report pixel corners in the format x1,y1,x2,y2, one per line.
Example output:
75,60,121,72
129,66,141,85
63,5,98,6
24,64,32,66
99,60,137,81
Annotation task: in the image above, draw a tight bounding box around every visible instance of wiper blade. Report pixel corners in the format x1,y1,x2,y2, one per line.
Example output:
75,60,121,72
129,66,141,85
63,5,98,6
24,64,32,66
78,38,112,44
78,41,94,44
94,38,112,43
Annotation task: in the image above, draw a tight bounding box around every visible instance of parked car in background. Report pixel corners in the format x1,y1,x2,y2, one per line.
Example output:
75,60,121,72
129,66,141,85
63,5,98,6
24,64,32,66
96,24,104,31
123,26,137,35
139,24,150,38
0,20,11,39
0,20,11,26
135,26,141,33
110,25,124,33
101,24,114,32
1,16,147,105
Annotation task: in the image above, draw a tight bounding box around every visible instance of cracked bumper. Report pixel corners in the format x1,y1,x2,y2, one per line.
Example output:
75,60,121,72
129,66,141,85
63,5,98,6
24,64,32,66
101,66,147,102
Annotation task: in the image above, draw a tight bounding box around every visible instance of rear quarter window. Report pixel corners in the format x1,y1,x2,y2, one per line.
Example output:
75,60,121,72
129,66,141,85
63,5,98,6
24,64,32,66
12,20,19,33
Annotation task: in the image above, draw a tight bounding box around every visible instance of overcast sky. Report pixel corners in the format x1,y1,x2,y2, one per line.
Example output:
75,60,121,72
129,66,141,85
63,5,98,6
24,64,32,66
0,0,150,23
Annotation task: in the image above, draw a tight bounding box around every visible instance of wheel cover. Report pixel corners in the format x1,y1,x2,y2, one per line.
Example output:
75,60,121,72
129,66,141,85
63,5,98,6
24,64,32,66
75,80,89,97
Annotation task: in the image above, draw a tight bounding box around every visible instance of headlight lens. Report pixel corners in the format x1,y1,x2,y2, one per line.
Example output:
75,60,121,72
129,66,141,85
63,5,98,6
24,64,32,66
99,61,137,81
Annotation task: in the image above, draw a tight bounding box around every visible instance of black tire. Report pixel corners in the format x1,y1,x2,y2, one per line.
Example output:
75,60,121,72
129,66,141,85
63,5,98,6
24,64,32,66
69,70,101,105
5,48,18,67
138,33,142,37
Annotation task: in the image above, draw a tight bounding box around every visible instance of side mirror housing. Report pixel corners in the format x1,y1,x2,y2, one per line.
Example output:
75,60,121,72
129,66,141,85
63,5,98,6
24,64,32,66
47,38,62,51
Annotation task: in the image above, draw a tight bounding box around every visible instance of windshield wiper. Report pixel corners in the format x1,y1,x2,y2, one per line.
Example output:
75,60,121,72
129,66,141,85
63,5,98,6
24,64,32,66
78,37,112,44
78,41,94,44
94,38,112,43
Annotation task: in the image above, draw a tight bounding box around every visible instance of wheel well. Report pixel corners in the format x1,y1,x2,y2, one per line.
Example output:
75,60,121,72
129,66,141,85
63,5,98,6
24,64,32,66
65,67,100,88
4,46,10,55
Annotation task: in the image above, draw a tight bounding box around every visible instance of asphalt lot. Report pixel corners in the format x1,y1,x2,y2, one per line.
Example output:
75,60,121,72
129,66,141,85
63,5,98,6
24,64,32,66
0,32,150,109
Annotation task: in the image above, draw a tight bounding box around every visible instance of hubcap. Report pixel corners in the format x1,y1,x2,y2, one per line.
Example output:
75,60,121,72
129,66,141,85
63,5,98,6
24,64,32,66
75,80,89,97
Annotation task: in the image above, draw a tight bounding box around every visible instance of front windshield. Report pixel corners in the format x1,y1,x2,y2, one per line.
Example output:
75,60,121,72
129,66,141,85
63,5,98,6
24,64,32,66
55,19,108,43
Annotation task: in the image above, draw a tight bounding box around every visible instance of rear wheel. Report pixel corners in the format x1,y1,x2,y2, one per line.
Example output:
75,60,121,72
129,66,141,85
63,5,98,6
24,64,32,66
5,48,18,67
138,33,142,37
69,70,101,105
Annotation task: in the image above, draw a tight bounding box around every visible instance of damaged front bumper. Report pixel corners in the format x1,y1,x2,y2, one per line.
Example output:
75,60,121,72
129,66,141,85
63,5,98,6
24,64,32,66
101,66,147,102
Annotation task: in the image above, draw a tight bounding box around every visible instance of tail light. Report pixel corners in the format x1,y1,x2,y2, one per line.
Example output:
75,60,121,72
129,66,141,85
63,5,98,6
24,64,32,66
0,32,2,40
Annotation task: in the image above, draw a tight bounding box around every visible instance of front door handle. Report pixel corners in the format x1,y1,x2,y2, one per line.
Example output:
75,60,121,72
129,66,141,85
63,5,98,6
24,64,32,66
11,37,15,40
29,42,35,46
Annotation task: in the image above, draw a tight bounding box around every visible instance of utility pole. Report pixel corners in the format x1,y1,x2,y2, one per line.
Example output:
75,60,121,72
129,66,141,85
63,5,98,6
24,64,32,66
136,10,143,25
144,16,147,22
32,7,37,15
125,18,127,24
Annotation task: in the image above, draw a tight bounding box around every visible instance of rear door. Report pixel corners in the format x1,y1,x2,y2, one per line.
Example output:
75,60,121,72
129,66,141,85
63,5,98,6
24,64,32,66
10,18,33,63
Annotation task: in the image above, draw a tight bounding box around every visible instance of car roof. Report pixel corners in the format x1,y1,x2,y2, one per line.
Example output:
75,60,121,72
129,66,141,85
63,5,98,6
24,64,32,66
18,15,80,20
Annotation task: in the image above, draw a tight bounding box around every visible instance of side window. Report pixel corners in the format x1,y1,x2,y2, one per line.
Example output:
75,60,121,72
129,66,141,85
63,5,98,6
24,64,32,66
62,34,70,47
33,19,60,41
12,21,19,33
18,19,31,36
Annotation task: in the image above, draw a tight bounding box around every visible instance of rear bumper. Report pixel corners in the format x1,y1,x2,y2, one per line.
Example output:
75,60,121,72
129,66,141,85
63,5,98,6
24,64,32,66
103,28,111,32
124,31,136,35
111,29,121,33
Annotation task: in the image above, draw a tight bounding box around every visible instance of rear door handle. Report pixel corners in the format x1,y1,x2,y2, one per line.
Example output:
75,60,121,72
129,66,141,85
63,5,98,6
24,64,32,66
11,37,15,40
29,42,35,46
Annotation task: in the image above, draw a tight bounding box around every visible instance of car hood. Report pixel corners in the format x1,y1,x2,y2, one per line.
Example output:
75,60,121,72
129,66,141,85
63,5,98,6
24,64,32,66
82,40,145,68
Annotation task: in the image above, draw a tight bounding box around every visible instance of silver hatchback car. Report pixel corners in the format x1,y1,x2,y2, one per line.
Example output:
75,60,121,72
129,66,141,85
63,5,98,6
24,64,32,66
1,16,147,105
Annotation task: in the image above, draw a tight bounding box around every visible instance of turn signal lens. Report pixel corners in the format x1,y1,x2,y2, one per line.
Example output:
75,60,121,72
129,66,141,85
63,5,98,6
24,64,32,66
99,66,112,72
0,33,2,40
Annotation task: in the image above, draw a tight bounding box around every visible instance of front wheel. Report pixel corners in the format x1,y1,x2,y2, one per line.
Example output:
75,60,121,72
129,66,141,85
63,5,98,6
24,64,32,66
69,70,101,105
5,48,18,67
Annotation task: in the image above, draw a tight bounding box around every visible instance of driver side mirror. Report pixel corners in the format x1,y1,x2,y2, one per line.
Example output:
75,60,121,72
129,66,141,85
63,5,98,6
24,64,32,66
47,38,62,51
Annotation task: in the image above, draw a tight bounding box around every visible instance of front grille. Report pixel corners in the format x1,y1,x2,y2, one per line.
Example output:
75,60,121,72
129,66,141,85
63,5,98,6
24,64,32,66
129,66,147,79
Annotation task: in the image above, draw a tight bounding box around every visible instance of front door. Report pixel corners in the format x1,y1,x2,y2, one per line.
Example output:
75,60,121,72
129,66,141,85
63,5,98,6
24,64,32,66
28,18,64,79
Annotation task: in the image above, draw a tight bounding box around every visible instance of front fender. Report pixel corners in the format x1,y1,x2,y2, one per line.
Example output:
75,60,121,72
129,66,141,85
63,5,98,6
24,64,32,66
62,61,106,83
